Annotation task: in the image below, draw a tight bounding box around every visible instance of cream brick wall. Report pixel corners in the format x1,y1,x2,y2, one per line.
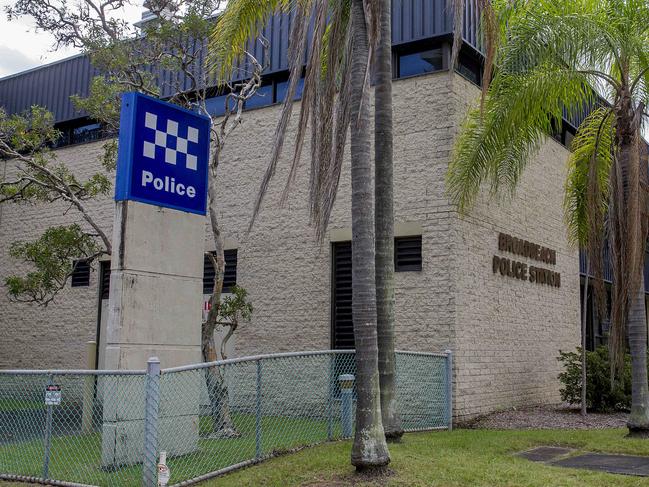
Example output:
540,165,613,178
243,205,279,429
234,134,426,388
449,77,580,419
214,71,457,358
0,140,114,369
0,71,579,419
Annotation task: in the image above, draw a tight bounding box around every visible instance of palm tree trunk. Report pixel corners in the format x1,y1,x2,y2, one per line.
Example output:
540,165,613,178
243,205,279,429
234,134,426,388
614,96,649,436
374,0,402,442
349,0,390,470
627,275,649,435
580,259,589,417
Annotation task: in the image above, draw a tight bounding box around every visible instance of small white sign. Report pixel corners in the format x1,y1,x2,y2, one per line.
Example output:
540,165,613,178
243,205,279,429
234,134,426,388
45,385,61,406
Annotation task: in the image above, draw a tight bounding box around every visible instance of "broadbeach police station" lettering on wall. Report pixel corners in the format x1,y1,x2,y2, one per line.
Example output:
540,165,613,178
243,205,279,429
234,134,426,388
492,233,561,288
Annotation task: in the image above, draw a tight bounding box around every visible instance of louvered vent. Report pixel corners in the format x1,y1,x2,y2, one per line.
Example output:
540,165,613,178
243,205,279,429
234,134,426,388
71,260,91,287
332,242,354,350
100,261,111,300
395,236,422,272
203,249,238,294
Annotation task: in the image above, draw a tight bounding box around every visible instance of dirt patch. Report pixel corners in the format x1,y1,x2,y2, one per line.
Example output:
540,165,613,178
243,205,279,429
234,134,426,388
461,404,628,430
301,467,395,486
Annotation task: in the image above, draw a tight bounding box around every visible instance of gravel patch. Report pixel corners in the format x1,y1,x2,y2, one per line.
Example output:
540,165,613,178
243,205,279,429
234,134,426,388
461,404,628,430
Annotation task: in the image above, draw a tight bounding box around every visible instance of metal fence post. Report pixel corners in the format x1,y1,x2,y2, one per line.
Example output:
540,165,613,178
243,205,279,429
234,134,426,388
42,374,54,480
339,374,354,439
143,357,161,487
445,350,453,431
81,341,97,434
255,359,262,460
327,354,334,441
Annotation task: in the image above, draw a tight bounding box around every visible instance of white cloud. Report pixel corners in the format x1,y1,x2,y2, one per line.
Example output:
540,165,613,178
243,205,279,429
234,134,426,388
0,0,143,78
0,45,38,77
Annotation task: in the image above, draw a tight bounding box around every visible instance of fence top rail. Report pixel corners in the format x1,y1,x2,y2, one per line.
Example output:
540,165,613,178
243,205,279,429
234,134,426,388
160,349,451,374
0,368,146,376
396,350,451,358
0,349,451,375
160,349,356,373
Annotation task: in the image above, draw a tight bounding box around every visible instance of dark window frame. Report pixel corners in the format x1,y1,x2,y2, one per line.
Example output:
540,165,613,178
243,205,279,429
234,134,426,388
394,39,447,80
52,117,111,149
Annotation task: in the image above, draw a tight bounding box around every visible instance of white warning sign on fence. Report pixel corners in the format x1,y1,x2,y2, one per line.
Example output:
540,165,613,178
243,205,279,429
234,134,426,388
45,384,61,406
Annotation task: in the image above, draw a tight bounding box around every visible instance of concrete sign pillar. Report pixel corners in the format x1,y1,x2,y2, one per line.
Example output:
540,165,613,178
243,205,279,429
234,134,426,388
104,200,204,370
101,93,210,467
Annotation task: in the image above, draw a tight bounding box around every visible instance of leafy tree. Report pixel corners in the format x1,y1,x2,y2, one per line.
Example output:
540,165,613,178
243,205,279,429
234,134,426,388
0,106,112,305
558,347,632,413
211,0,392,469
3,0,262,436
447,0,649,436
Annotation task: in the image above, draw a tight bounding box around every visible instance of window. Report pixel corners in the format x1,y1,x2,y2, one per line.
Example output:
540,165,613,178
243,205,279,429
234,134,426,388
245,83,274,109
52,119,109,149
398,48,443,78
206,93,235,118
552,121,577,150
71,123,103,144
71,259,91,287
395,236,422,272
456,57,481,86
203,249,238,294
275,77,305,102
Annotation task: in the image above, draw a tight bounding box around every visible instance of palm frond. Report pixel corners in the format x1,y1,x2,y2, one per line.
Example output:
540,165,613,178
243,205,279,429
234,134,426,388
447,65,593,213
564,106,614,324
247,2,312,231
209,0,291,83
564,107,614,246
247,0,353,237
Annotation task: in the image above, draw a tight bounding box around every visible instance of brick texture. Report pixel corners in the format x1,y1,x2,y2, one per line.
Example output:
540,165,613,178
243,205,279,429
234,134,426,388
0,71,579,418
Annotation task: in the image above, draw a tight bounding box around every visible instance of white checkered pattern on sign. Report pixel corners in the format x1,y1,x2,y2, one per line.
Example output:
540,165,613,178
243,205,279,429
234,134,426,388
143,112,199,171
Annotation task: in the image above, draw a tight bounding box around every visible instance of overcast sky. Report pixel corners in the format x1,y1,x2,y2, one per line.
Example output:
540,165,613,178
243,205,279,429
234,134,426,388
0,0,143,78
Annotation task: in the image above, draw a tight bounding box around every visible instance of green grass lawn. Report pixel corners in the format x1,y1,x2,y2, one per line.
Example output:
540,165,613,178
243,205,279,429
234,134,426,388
0,414,344,486
199,429,649,487
0,399,42,412
4,428,649,486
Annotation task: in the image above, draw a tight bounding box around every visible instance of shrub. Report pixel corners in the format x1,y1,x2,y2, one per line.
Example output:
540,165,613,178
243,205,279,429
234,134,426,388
557,346,632,413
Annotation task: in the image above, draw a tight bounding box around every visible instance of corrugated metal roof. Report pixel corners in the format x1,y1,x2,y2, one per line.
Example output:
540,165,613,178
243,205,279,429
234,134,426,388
0,0,477,124
0,54,99,123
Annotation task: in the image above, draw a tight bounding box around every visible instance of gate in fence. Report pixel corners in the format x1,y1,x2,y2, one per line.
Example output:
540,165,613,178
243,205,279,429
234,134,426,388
0,350,452,486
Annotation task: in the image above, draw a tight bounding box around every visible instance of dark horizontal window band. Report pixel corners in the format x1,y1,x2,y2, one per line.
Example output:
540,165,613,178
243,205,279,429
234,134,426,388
71,259,91,287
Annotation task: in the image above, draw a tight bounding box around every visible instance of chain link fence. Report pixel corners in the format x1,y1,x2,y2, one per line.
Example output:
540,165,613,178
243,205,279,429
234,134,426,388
0,350,452,486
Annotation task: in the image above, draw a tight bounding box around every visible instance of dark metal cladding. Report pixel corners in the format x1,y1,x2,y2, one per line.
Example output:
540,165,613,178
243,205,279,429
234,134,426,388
0,54,99,123
0,0,583,131
392,0,453,45
0,0,462,123
579,246,649,292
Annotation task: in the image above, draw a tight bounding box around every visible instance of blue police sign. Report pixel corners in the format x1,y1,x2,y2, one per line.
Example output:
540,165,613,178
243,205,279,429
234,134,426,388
115,92,210,215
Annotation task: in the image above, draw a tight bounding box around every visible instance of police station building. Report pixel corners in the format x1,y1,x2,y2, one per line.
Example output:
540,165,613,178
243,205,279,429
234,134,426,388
0,1,613,420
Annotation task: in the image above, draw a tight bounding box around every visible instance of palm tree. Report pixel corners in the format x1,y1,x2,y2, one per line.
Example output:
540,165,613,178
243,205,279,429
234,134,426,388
374,0,403,441
447,0,649,436
210,0,391,467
